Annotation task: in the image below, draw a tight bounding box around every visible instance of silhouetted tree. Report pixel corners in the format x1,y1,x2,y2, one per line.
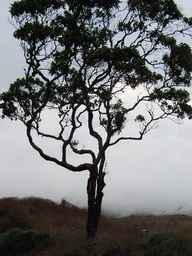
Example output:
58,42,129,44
1,0,192,238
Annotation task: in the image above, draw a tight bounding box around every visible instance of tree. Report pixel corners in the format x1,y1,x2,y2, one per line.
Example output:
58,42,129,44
1,0,192,238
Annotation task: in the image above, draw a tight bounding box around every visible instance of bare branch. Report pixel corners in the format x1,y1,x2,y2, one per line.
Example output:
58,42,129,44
70,143,96,163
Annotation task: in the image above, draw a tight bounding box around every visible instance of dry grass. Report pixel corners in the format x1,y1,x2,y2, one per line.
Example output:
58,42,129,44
1,197,192,255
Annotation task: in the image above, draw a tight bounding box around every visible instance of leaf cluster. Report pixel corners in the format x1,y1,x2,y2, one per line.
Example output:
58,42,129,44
0,78,46,121
163,43,192,86
10,0,64,16
128,0,183,24
0,0,192,171
150,87,192,119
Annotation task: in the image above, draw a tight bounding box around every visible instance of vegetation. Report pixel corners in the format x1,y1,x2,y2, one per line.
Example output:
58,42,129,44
1,196,192,255
0,228,50,255
1,0,192,238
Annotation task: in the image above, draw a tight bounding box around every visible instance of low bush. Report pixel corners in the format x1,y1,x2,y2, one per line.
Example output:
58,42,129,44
102,246,122,256
0,227,50,255
138,231,192,256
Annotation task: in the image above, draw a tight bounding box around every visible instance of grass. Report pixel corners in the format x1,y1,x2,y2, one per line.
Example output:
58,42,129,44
1,197,192,255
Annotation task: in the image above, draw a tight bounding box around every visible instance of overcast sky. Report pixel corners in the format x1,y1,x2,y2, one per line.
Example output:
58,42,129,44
1,0,192,217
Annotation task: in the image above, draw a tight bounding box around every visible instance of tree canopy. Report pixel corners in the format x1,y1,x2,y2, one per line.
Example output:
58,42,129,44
1,0,192,238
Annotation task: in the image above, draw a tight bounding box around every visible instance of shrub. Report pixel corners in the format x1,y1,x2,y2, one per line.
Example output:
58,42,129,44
102,246,122,256
138,231,192,256
0,227,50,255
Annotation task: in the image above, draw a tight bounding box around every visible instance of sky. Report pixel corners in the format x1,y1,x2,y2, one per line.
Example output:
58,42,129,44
1,0,192,217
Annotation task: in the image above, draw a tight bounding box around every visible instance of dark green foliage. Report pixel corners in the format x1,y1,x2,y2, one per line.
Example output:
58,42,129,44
0,77,47,120
138,231,192,256
0,227,50,255
163,43,192,86
128,0,182,22
102,246,122,256
10,0,64,16
14,22,52,42
1,0,192,127
135,115,145,122
64,251,84,256
150,88,192,119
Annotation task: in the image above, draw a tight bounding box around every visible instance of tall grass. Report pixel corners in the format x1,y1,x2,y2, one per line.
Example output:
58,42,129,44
1,197,192,255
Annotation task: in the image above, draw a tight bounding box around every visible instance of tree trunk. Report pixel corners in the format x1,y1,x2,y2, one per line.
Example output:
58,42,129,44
86,167,106,239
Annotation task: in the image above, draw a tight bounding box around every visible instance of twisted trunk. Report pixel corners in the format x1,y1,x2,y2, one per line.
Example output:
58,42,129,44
86,166,106,239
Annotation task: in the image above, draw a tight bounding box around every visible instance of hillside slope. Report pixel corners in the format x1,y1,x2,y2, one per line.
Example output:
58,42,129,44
1,197,192,255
